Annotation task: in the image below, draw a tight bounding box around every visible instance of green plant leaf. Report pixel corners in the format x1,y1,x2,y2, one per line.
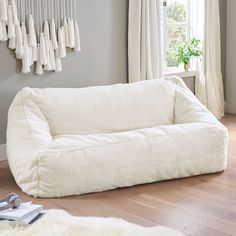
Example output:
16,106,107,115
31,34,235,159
174,37,203,67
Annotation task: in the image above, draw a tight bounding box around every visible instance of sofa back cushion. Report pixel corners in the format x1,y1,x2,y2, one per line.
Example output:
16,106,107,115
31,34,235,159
23,79,177,136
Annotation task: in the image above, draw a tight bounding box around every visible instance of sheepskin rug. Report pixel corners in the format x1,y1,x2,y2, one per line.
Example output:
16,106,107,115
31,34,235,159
0,209,185,236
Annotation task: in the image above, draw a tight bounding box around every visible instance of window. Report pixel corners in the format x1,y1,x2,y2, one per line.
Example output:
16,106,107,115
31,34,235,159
162,0,191,73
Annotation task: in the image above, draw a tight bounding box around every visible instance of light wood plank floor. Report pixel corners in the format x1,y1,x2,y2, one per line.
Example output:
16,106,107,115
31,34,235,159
1,114,236,235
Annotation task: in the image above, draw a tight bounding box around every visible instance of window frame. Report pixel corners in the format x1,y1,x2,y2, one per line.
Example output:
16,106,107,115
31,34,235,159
162,0,192,74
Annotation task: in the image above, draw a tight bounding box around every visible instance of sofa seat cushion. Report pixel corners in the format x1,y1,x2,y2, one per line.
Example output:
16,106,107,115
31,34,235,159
35,123,226,197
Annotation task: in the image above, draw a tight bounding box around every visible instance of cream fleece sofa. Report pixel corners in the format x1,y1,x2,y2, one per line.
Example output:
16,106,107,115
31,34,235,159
7,76,228,198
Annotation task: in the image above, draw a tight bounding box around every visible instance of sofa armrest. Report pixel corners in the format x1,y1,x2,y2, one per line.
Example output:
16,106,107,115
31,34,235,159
7,88,52,196
173,77,226,128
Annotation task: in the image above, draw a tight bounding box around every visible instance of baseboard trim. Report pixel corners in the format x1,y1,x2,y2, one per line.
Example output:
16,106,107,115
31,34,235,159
225,101,236,114
0,144,7,161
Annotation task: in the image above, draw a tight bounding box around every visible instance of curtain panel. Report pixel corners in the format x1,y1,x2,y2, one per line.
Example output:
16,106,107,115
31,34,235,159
128,0,163,83
193,0,225,119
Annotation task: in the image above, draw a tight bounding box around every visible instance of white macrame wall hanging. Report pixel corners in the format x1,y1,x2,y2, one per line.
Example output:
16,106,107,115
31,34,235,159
0,0,81,75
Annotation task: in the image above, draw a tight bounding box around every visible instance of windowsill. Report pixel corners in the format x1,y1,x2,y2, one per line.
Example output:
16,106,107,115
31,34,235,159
164,70,197,78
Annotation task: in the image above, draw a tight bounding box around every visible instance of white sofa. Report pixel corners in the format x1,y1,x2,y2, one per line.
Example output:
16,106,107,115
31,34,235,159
7,76,228,198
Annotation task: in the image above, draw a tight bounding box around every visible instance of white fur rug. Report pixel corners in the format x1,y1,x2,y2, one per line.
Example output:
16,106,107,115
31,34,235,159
0,210,185,236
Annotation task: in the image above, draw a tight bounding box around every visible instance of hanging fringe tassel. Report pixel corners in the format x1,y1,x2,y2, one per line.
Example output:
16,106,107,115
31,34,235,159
11,0,18,25
22,46,31,73
44,21,50,40
27,35,33,66
71,19,75,48
35,61,44,75
39,32,48,65
49,40,55,70
74,20,81,52
21,22,31,73
43,41,51,71
55,48,62,72
22,43,31,73
36,62,44,75
0,0,8,22
15,24,24,59
60,26,67,56
29,14,37,47
28,36,33,66
50,18,58,50
21,22,27,44
8,5,16,39
8,5,16,49
8,37,16,49
31,46,37,62
43,40,51,70
58,27,66,58
44,21,52,71
63,17,69,47
61,26,65,41
32,44,38,62
0,21,7,41
68,18,75,48
35,45,44,75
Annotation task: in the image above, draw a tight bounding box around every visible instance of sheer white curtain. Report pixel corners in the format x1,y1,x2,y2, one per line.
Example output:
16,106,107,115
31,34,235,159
128,0,163,83
191,0,224,119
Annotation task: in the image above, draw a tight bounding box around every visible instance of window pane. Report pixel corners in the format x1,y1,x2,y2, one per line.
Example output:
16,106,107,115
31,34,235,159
167,0,187,24
163,0,189,69
166,24,186,67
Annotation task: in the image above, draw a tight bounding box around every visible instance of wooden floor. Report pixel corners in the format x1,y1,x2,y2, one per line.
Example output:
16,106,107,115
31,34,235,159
1,114,236,235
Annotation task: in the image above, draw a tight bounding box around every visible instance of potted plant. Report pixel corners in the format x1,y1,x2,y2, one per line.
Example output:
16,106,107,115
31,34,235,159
175,37,203,71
